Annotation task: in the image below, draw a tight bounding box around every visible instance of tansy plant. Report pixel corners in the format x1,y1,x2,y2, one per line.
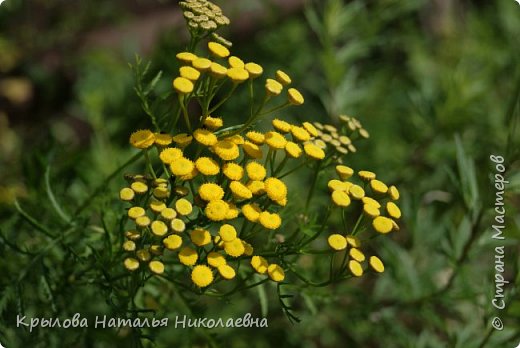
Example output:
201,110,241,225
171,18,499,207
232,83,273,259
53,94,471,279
119,0,401,322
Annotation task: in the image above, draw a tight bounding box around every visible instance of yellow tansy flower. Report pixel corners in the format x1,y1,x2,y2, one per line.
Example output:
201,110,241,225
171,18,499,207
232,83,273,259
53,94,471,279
199,183,224,201
120,188,135,201
218,264,236,279
267,264,285,282
154,133,172,146
207,251,226,268
346,235,361,248
275,70,291,85
163,234,182,250
136,249,151,262
173,77,194,94
124,258,140,271
265,131,287,149
303,143,325,160
195,157,220,176
336,165,354,180
285,141,302,158
191,265,213,287
362,196,381,208
170,157,195,176
242,203,262,222
369,256,384,273
244,62,263,78
153,186,169,199
190,228,212,246
358,170,376,181
180,66,201,81
328,179,350,192
227,67,249,83
229,181,253,200
224,238,245,257
386,201,401,219
208,41,230,58
264,177,287,201
128,206,145,219
205,199,229,221
348,184,365,199
370,179,388,194
122,240,136,252
203,116,223,130
176,52,197,64
372,216,394,234
192,57,212,71
349,260,363,277
149,260,165,275
302,122,318,137
170,218,186,233
349,248,366,262
213,140,240,160
175,198,193,215
331,190,351,207
151,220,168,236
251,255,268,274
209,62,228,78
194,128,218,146
242,141,263,159
363,204,380,218
223,162,244,181
228,56,245,68
328,234,347,251
272,119,291,133
259,211,282,230
225,202,240,219
246,131,265,144
179,247,198,266
219,224,237,242
388,185,400,200
172,133,193,147
131,181,148,194
290,125,311,142
160,147,183,164
130,130,155,149
247,180,265,195
246,161,267,181
265,78,283,96
287,88,304,105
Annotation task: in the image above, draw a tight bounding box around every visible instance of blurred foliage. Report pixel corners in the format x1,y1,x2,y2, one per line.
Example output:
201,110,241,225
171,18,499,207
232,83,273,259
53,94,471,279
1,0,519,347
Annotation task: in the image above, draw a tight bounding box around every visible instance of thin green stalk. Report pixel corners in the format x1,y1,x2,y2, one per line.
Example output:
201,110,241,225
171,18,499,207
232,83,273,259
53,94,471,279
304,160,322,214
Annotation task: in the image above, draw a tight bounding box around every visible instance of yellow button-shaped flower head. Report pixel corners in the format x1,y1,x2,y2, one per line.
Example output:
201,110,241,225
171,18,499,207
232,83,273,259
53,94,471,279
153,186,169,199
203,116,223,130
362,197,381,208
227,67,249,83
336,165,354,180
244,62,263,78
119,187,135,201
191,265,213,287
229,181,253,200
369,256,385,273
195,157,220,176
160,147,183,164
226,202,240,219
149,199,166,214
192,57,212,71
213,140,240,160
218,264,236,279
251,255,268,274
349,260,363,277
149,260,165,275
287,88,304,105
259,211,282,230
173,77,194,94
207,251,226,268
246,131,265,145
179,247,198,266
135,215,151,228
175,198,193,215
275,70,291,85
223,162,244,181
128,206,145,219
328,179,349,192
124,258,140,271
348,184,365,199
125,230,141,241
194,128,218,146
331,190,351,207
122,240,136,252
264,177,287,201
190,228,211,246
205,199,229,221
388,185,400,200
224,238,245,257
386,201,401,219
265,78,283,96
267,264,285,282
176,52,197,64
372,216,394,234
170,218,186,233
225,134,245,145
130,129,155,149
242,141,263,159
328,234,347,251
172,133,193,147
246,161,267,181
163,234,182,250
247,181,265,195
199,183,224,201
265,131,287,150
290,125,311,142
154,133,172,146
228,56,244,68
358,170,376,181
219,224,237,242
209,62,228,78
285,141,302,158
302,122,318,137
363,204,380,218
370,179,388,194
349,248,366,262
272,119,291,133
304,143,325,160
170,157,195,177
208,41,230,58
136,249,151,262
180,66,201,81
242,203,262,222
346,235,361,248
151,220,168,236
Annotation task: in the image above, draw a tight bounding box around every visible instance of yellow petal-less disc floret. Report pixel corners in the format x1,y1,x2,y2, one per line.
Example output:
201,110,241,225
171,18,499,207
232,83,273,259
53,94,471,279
304,143,325,160
302,122,318,137
242,203,262,222
180,66,201,81
160,208,177,220
272,119,291,133
369,256,385,273
154,133,172,146
331,190,351,207
130,130,155,149
362,197,381,208
224,238,245,257
192,57,212,71
149,260,165,275
373,216,394,234
242,141,263,159
136,249,151,262
287,88,304,105
244,62,263,78
208,41,230,58
131,181,148,194
199,183,224,201
267,264,285,282
160,147,183,164
228,56,245,68
191,265,213,287
203,116,224,130
285,141,302,158
120,188,135,201
290,125,311,142
190,229,212,246
218,264,236,279
275,70,291,85
246,131,265,144
219,224,237,242
264,177,287,201
124,258,140,271
349,260,363,277
386,201,401,219
213,140,240,160
223,162,244,180
346,235,361,248
128,206,145,219
179,247,198,266
265,78,283,96
175,198,193,215
136,216,151,227
370,179,388,194
229,181,253,200
209,62,228,78
195,157,220,176
349,248,366,262
173,77,194,94
226,202,240,219
247,181,265,195
170,218,186,233
207,252,226,268
336,165,354,180
172,133,193,147
151,220,168,236
225,134,245,145
153,186,169,199
328,179,349,192
265,131,287,149
227,67,249,83
328,234,347,251
259,211,282,230
205,199,229,221
170,157,195,176
125,230,141,241
176,52,197,64
348,184,365,199
246,161,267,181
194,128,218,146
122,240,136,252
388,185,400,200
358,170,376,181
251,255,269,274
363,204,380,218
163,234,182,250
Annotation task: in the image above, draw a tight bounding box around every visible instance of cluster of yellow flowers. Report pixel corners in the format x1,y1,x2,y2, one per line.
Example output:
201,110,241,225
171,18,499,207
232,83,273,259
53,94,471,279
326,165,401,277
180,0,230,31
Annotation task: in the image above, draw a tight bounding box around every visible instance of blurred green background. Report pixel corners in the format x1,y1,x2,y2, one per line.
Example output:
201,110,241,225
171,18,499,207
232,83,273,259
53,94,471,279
1,0,519,347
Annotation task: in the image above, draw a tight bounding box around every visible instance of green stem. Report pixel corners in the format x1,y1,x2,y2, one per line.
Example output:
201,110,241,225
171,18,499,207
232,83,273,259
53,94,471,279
304,160,322,214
